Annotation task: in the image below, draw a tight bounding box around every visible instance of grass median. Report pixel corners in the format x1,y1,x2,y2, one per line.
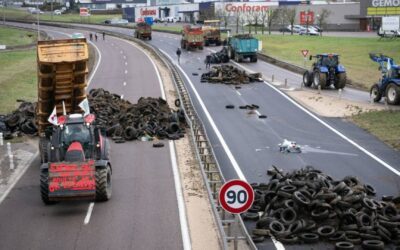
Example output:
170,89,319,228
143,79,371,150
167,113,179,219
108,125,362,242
255,34,400,90
0,26,37,46
351,110,400,150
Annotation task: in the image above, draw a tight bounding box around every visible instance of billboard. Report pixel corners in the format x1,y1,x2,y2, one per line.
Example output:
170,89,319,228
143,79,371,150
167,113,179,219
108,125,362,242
300,11,314,25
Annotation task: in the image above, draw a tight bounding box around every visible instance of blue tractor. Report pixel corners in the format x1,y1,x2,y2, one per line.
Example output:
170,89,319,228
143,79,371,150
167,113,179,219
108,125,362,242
303,54,347,89
369,53,400,105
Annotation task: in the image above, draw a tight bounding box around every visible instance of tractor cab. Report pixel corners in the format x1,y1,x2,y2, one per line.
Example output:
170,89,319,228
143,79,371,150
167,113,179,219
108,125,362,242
313,54,339,68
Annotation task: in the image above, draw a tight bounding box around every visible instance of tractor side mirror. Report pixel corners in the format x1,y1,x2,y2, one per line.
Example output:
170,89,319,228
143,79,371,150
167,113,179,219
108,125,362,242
309,55,312,61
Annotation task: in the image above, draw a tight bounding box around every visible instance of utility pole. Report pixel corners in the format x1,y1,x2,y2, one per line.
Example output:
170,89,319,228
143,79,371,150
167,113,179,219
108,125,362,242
2,0,6,25
37,1,40,41
51,0,53,20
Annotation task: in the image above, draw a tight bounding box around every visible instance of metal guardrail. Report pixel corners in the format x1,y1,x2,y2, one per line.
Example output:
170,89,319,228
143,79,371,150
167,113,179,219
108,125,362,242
4,20,257,250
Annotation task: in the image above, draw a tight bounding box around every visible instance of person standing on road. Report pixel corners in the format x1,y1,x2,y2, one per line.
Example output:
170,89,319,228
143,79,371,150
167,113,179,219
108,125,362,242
176,48,181,64
102,32,105,41
205,54,212,69
89,33,93,41
95,34,98,42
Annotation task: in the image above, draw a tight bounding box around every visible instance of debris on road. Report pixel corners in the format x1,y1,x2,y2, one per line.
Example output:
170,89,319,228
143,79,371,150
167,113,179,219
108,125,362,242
88,88,186,142
244,166,400,247
0,101,37,140
279,139,301,153
201,65,262,85
208,47,230,64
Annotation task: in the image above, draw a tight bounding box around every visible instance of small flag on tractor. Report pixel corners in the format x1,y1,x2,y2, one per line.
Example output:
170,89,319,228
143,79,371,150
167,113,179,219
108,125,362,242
79,98,90,116
48,106,58,125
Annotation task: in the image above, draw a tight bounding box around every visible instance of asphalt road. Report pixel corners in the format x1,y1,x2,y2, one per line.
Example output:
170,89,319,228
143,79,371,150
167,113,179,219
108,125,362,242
0,24,184,250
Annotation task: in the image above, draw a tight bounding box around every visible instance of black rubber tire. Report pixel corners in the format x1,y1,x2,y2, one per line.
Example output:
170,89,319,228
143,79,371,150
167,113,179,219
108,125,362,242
40,170,57,205
330,231,346,241
313,70,327,89
39,138,49,163
95,165,112,202
303,71,312,87
281,208,297,225
174,98,181,107
318,225,336,237
361,240,384,250
124,126,137,141
243,212,259,221
385,83,400,105
149,36,152,40
335,72,347,89
269,220,285,234
225,105,235,109
370,84,382,103
300,233,319,243
153,142,165,148
336,241,355,250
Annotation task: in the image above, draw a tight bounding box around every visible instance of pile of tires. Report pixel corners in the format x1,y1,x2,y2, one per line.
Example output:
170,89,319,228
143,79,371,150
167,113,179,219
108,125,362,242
201,65,262,85
244,166,400,249
208,47,230,64
0,101,37,140
88,88,186,143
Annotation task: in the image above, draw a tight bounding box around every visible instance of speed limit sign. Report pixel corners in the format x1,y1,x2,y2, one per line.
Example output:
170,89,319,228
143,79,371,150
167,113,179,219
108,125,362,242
219,179,254,214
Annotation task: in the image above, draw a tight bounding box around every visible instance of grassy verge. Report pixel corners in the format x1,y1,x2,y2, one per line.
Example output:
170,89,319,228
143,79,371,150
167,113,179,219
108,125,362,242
0,49,37,114
152,24,182,33
350,110,400,150
0,26,37,46
255,34,400,90
2,7,120,24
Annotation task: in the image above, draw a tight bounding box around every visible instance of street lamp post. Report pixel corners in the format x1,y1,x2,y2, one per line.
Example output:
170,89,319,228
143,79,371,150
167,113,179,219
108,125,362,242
51,0,53,20
2,0,6,25
37,2,40,40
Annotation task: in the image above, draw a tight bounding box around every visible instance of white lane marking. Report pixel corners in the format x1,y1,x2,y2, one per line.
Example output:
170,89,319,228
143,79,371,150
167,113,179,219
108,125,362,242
236,90,242,96
125,62,128,66
123,81,127,86
84,202,95,225
160,49,246,181
120,50,123,54
123,55,126,60
229,60,400,176
0,151,39,205
169,141,192,250
125,70,128,74
161,49,284,250
115,38,189,248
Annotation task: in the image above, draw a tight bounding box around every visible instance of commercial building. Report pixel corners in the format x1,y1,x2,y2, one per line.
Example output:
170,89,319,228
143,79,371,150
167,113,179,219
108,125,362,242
359,0,400,30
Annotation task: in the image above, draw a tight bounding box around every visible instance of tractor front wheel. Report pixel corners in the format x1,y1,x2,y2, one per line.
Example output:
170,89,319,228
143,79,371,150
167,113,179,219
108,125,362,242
313,71,327,89
386,83,400,105
96,165,112,202
335,72,347,89
303,71,312,87
40,170,57,205
370,84,382,103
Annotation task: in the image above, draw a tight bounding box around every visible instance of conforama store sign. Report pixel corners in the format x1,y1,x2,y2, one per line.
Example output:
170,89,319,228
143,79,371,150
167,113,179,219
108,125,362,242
216,2,277,13
135,7,158,22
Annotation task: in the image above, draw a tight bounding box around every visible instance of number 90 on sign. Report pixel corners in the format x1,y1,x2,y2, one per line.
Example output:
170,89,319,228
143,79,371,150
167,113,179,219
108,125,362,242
219,179,254,214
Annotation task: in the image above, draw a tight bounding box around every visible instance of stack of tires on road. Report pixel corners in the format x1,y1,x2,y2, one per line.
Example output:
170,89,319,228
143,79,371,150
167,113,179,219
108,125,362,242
201,65,262,85
0,101,37,140
88,88,186,143
243,166,400,250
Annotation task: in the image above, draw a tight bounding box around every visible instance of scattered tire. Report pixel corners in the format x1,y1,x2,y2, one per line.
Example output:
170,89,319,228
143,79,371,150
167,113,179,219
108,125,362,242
174,98,181,107
300,233,319,243
153,142,164,148
361,240,384,250
225,105,235,109
336,241,354,250
258,115,267,119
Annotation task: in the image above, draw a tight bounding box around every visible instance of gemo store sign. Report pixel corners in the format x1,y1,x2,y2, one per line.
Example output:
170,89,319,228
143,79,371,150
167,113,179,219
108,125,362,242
372,0,400,7
225,3,269,13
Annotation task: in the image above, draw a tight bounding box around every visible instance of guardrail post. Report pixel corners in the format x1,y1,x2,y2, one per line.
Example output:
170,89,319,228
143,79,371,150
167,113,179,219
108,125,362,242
284,78,287,87
7,142,14,170
0,132,3,146
318,85,321,94
338,88,342,99
271,74,274,82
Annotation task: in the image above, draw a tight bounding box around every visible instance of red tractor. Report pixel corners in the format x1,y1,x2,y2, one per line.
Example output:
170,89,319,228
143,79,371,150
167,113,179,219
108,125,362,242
40,113,112,204
181,25,204,50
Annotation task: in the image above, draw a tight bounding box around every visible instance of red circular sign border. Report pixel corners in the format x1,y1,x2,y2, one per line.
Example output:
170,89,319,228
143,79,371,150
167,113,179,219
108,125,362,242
219,179,254,214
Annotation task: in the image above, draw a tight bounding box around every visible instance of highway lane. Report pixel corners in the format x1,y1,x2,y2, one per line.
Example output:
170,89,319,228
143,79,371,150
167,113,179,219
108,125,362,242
0,24,185,250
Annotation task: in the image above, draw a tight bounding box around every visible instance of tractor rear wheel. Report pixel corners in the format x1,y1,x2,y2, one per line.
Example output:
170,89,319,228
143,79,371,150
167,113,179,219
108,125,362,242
313,71,327,89
96,165,112,202
303,71,312,87
386,83,400,105
335,73,347,89
370,84,382,103
40,170,57,205
204,40,209,47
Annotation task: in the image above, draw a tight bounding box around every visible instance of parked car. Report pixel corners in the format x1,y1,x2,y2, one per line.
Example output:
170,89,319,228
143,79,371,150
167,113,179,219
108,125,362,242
71,33,85,39
299,27,319,36
28,8,43,14
287,25,306,33
153,18,163,23
311,25,323,32
54,10,62,15
279,27,291,33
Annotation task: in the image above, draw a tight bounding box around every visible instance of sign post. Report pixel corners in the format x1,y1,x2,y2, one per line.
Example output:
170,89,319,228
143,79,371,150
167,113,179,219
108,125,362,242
301,49,309,67
219,179,254,250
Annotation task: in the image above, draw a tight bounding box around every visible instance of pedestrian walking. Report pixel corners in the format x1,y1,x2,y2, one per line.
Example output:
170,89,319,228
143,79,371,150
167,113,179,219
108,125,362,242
95,34,98,42
89,33,93,41
205,54,212,69
102,32,105,41
176,48,181,64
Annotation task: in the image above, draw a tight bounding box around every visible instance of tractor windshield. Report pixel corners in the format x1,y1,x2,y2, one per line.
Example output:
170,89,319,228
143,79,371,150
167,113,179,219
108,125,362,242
321,56,338,67
62,124,91,149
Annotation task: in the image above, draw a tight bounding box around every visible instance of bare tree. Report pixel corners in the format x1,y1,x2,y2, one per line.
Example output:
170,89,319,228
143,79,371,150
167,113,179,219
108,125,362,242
277,7,289,35
286,8,296,35
260,9,268,35
252,10,261,35
215,8,231,30
246,11,254,34
233,11,241,34
266,8,279,35
316,8,331,36
239,12,246,34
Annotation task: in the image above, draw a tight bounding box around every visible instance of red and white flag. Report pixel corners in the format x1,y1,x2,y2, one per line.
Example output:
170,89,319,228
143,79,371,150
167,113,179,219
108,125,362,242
48,106,58,125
